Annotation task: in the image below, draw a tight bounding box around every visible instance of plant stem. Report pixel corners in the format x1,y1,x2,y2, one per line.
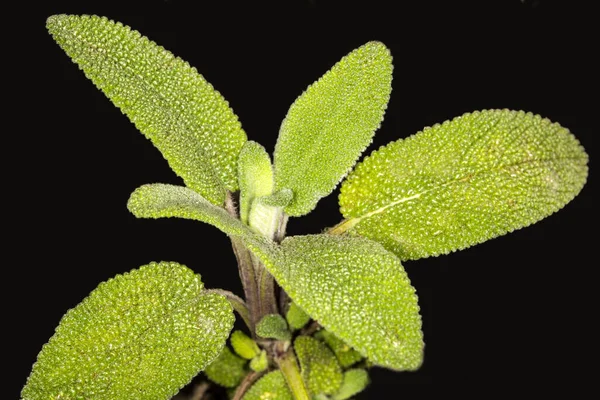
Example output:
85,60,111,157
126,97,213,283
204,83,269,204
231,371,263,400
276,347,311,400
205,289,251,330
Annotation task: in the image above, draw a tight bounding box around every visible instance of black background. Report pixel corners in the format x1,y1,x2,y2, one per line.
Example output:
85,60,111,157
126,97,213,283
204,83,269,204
11,0,596,397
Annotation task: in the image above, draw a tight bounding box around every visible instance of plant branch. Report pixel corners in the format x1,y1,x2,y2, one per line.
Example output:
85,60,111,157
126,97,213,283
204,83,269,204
205,289,251,330
276,347,311,400
231,371,263,400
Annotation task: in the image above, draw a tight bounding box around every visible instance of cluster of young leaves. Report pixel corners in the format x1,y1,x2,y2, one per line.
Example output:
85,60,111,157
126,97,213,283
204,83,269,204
23,14,588,400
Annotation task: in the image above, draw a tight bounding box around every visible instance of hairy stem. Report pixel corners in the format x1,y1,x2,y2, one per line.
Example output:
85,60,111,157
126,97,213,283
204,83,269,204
231,371,263,400
205,289,251,330
226,192,260,334
276,347,311,400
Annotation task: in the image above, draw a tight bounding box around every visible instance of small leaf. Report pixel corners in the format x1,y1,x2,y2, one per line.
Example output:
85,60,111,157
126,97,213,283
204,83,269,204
242,371,292,400
127,183,248,237
21,262,234,400
230,330,261,360
238,141,274,224
47,15,247,205
249,350,269,372
256,314,292,341
314,330,363,368
332,369,370,400
244,234,423,371
256,188,294,208
295,336,343,395
339,109,589,260
286,302,311,331
274,41,393,216
204,346,247,388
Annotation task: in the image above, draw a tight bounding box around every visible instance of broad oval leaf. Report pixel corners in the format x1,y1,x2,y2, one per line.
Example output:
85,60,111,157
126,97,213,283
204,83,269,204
230,330,260,360
127,183,248,237
273,41,393,216
295,336,343,395
339,109,589,260
242,371,292,400
244,234,424,371
21,262,234,400
47,15,247,205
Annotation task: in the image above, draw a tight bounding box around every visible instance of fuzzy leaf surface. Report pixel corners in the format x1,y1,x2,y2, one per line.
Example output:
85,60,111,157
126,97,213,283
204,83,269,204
204,346,247,388
315,330,363,368
339,109,589,260
238,141,274,224
286,302,311,331
255,314,291,341
242,371,292,400
21,262,234,400
295,336,343,395
274,41,393,216
244,234,423,371
332,369,370,400
127,183,247,236
230,330,260,360
47,14,247,205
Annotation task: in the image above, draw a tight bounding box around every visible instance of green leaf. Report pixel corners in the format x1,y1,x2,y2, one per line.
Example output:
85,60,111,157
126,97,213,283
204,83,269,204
244,234,423,371
256,188,294,208
255,314,292,341
338,109,589,260
242,371,292,400
127,183,248,237
21,262,234,400
294,336,343,395
314,330,363,368
249,350,269,372
238,141,274,224
230,330,261,360
286,302,311,331
332,369,370,400
204,346,247,388
273,41,393,216
47,15,247,205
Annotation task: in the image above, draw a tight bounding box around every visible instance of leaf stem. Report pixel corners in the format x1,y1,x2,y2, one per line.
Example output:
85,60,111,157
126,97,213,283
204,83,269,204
276,346,311,400
327,218,357,235
231,371,263,400
205,289,251,330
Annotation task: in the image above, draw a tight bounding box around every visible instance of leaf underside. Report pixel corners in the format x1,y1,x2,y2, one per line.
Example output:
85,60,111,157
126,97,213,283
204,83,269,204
244,234,424,371
127,183,248,237
339,109,589,260
47,14,247,205
21,262,234,400
274,41,393,216
238,141,274,224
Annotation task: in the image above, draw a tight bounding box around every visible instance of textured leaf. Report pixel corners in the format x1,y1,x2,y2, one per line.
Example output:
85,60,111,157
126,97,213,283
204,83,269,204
244,234,423,371
242,371,292,400
286,302,311,331
332,369,370,400
295,336,343,395
238,141,274,224
315,330,363,368
249,350,269,372
274,41,393,216
21,262,234,400
47,14,247,205
339,109,589,260
230,330,260,360
255,314,291,341
204,346,247,388
256,188,294,208
127,183,247,236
